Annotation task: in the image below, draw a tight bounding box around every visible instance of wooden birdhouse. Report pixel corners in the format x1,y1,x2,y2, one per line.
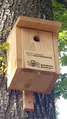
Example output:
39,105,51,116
6,16,61,111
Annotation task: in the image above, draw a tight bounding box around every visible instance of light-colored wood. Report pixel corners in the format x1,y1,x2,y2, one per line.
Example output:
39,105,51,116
7,26,17,88
24,50,55,72
45,73,59,93
7,27,60,93
52,33,60,75
23,91,34,111
8,69,54,93
7,28,56,93
7,26,22,88
6,16,61,111
7,16,61,94
16,27,22,68
21,28,55,72
15,16,61,33
44,33,60,93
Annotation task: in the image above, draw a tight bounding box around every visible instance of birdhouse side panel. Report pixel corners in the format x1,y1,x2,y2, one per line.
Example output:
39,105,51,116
7,26,17,88
45,33,60,93
52,33,60,75
16,27,22,69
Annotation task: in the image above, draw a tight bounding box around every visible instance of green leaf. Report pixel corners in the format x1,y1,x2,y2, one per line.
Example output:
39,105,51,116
0,28,10,34
0,29,9,75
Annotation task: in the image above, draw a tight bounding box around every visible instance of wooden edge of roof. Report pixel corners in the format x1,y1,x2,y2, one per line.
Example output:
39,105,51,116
15,16,61,32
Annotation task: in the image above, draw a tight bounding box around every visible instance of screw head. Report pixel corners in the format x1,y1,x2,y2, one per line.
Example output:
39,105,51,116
38,72,41,75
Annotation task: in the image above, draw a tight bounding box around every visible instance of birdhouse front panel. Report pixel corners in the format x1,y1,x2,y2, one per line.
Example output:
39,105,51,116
21,28,55,72
7,16,61,93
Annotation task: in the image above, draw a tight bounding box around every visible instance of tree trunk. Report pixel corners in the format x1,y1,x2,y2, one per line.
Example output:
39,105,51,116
0,0,56,119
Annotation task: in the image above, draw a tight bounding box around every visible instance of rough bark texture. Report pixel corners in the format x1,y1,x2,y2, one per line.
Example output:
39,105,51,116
0,0,56,119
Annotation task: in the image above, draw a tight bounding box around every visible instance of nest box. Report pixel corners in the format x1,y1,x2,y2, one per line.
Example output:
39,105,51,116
7,16,61,111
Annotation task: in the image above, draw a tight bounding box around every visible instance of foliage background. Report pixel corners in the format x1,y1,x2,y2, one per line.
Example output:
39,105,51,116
52,0,67,100
52,0,67,118
0,29,9,75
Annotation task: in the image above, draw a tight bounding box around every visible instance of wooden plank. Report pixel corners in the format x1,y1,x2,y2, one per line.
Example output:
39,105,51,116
23,91,34,111
7,26,17,88
45,73,59,94
16,27,22,68
45,33,60,93
15,16,61,32
7,26,22,88
52,33,60,75
7,68,21,89
21,28,55,72
7,69,54,93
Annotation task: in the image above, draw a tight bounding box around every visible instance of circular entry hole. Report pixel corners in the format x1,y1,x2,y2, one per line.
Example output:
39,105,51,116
33,36,40,42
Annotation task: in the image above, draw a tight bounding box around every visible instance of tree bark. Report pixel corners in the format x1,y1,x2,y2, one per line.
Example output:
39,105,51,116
0,0,56,119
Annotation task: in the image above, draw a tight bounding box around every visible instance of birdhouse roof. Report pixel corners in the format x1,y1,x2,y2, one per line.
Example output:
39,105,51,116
15,16,61,32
